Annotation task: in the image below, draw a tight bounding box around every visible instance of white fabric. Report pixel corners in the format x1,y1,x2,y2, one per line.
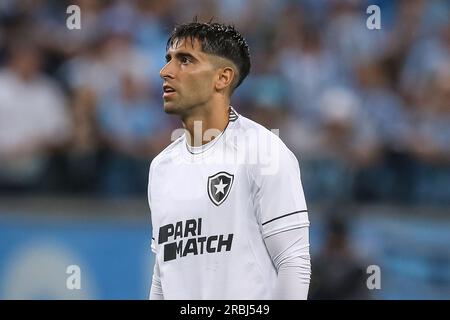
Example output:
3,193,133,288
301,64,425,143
148,107,310,299
149,260,164,300
264,226,311,300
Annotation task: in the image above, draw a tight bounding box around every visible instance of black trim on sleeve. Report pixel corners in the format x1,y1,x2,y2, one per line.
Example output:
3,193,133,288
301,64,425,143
261,210,308,226
264,225,307,239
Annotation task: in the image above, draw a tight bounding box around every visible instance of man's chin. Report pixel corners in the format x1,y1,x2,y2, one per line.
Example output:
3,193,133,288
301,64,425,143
163,102,179,114
163,101,193,115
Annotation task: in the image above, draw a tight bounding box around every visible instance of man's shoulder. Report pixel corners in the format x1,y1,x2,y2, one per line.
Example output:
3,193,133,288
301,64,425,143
233,114,291,153
150,135,184,170
232,114,302,183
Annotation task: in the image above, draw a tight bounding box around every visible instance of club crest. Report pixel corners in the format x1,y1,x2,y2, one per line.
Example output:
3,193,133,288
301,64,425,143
207,171,234,206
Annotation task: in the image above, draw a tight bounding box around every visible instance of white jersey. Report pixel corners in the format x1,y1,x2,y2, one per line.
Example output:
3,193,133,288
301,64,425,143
148,107,309,299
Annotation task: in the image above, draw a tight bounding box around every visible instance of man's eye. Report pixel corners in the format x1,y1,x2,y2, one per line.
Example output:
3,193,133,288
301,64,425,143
181,56,191,64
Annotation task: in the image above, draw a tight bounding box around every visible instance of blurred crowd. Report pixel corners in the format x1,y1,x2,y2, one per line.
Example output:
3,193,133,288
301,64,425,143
0,0,449,204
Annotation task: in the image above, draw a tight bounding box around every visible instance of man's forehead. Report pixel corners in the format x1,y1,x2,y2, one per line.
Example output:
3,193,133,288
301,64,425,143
167,37,204,54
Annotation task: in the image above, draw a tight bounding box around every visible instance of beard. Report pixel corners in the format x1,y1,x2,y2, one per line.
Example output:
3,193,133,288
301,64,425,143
163,100,188,115
163,95,206,116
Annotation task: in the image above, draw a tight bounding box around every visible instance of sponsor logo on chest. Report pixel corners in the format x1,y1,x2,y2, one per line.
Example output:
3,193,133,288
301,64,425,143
158,218,234,262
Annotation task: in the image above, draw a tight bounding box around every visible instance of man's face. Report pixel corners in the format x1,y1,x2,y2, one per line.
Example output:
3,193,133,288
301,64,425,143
160,38,218,115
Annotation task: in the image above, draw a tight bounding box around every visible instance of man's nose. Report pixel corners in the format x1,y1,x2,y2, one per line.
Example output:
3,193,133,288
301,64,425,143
160,62,174,80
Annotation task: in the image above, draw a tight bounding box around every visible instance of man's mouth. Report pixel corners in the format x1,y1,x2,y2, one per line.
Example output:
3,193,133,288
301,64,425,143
163,84,176,92
163,85,176,98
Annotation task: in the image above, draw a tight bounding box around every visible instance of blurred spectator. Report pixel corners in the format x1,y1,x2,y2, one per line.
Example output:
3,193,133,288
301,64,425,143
292,86,380,203
310,214,372,299
409,66,450,205
400,15,450,101
277,26,341,121
134,0,175,84
59,26,162,195
0,40,71,193
325,0,389,74
95,72,171,196
353,61,415,202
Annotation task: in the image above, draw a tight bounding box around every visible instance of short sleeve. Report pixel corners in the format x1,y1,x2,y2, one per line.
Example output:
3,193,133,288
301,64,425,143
252,142,309,238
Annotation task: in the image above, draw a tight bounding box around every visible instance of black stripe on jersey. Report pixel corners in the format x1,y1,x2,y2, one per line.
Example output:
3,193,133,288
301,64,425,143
229,107,239,122
261,210,308,226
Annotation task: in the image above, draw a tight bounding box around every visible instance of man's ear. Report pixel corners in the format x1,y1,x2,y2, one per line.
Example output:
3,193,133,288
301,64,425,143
215,67,236,92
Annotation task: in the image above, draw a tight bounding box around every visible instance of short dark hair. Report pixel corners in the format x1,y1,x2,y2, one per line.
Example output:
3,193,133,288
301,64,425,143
166,20,251,90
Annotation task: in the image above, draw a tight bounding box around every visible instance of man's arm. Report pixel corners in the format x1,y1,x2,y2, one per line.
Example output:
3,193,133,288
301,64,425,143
264,226,311,299
250,135,311,298
149,260,164,300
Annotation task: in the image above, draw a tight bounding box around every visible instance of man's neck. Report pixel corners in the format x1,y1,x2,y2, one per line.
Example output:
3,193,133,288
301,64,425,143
182,101,230,147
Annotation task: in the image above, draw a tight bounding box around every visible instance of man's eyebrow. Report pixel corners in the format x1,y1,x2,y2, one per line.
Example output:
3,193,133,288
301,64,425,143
165,51,199,62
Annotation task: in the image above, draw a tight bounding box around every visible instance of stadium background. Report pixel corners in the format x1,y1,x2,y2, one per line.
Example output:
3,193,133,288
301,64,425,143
0,0,449,299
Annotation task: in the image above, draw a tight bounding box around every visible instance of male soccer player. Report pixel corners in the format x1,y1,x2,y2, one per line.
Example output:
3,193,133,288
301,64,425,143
148,21,311,299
